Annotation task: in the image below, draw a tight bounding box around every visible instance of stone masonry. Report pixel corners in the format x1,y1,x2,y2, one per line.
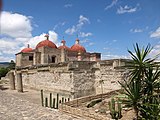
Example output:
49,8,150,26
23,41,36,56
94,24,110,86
14,59,128,99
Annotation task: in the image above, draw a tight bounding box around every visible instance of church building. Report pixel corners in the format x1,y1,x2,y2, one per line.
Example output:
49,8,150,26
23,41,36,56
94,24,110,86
16,34,101,67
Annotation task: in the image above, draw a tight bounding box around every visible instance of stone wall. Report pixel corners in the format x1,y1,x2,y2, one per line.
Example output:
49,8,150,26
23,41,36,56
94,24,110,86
95,60,126,94
15,59,128,98
23,71,72,91
16,53,34,67
72,70,95,98
15,53,21,67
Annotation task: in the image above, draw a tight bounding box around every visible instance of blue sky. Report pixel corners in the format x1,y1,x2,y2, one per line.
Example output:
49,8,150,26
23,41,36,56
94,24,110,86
0,0,160,62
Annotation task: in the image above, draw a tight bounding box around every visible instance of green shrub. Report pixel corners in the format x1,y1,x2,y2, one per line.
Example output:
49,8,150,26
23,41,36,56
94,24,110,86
0,67,9,79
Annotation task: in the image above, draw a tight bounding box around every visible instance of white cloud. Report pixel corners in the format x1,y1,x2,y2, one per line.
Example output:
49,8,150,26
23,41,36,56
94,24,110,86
0,37,21,56
150,27,160,39
65,15,90,35
151,45,160,55
27,31,58,48
0,56,15,62
117,5,137,14
65,26,76,35
130,28,143,33
1,11,32,38
0,11,34,61
88,42,94,46
0,11,59,62
105,0,118,10
80,39,89,44
113,39,117,42
79,32,92,37
102,54,130,60
150,44,160,60
103,47,109,50
53,21,66,30
78,15,90,24
79,39,94,47
64,4,73,8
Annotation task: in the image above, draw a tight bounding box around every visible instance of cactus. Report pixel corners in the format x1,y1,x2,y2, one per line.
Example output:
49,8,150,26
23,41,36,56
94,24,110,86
108,98,122,120
41,90,44,106
117,98,122,118
53,98,55,108
62,97,64,103
45,97,48,107
49,93,52,108
56,93,59,109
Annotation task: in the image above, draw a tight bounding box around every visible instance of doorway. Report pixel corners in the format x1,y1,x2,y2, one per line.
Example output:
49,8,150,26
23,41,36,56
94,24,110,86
51,56,56,63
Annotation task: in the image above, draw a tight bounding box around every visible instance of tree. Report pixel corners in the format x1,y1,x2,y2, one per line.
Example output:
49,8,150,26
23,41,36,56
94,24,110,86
0,67,9,79
8,60,15,70
0,60,15,80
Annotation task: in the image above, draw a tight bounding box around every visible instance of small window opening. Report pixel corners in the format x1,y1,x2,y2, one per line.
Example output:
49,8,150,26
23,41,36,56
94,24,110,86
29,56,33,61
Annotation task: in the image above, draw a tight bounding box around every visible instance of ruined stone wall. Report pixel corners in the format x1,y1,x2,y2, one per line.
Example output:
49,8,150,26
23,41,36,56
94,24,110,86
15,59,127,98
72,70,95,98
23,71,72,92
20,64,73,97
94,60,126,94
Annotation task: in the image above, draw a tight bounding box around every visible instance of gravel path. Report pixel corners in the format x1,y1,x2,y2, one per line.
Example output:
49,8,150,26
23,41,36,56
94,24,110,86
0,90,85,120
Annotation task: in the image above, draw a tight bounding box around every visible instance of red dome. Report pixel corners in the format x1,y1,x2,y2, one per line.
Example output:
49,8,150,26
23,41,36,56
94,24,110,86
36,40,57,49
71,38,86,53
71,44,86,53
21,48,33,53
58,46,71,51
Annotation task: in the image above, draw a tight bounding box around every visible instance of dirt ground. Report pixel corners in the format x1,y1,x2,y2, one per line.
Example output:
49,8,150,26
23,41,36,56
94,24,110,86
77,95,136,120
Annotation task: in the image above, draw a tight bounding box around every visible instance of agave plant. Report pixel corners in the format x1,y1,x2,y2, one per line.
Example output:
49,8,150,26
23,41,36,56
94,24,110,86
140,67,160,119
119,43,160,119
119,77,142,119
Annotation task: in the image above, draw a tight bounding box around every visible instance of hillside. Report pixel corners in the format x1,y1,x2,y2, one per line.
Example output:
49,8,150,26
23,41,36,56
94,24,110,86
0,62,9,68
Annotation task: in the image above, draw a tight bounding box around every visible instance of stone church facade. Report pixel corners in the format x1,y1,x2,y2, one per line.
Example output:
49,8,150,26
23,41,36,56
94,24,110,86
16,34,101,67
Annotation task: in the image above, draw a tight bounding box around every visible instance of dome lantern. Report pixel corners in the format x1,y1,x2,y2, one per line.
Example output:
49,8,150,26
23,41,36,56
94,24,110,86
58,38,71,51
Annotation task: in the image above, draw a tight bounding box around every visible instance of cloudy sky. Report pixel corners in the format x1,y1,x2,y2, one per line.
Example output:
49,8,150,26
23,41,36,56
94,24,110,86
0,0,160,62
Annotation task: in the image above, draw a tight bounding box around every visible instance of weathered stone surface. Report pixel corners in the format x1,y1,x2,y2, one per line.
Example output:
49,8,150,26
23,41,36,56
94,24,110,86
8,72,15,90
0,90,85,120
15,59,127,98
